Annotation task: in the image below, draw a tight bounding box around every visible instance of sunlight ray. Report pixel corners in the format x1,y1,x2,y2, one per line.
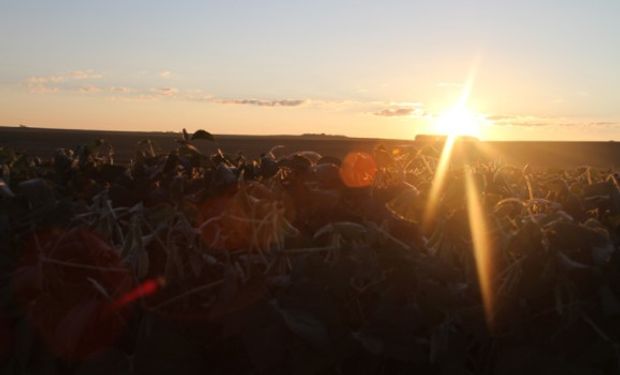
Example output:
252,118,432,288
422,70,477,231
422,134,456,230
465,166,494,328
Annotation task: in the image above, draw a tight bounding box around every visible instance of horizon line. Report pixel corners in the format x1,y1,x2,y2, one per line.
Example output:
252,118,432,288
0,124,617,143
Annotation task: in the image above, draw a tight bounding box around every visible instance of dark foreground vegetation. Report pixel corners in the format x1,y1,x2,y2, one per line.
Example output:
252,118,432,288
1,130,620,374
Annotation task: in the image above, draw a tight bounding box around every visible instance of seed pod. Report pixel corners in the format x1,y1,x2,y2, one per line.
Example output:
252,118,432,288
313,163,342,189
278,154,312,173
211,163,238,193
259,156,278,178
317,155,341,167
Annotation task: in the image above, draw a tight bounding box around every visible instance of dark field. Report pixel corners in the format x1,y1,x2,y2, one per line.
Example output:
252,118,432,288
1,126,619,168
4,125,620,374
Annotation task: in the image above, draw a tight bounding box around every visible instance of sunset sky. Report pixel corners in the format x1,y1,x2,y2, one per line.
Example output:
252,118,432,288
1,1,619,140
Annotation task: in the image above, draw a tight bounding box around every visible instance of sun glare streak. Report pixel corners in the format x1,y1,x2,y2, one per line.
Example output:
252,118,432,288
422,70,477,231
421,62,495,326
422,135,456,230
465,167,494,328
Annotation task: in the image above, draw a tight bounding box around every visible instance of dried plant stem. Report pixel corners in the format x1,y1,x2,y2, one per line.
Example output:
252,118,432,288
42,256,128,272
275,245,340,254
152,279,225,310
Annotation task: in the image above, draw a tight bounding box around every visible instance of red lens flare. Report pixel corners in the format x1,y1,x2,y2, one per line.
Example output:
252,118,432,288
110,277,165,311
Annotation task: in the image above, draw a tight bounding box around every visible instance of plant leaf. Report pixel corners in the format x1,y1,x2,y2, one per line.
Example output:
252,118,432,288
0,178,14,198
276,305,330,350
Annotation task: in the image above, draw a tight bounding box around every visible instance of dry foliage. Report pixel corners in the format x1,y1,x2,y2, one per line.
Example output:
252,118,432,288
1,133,620,374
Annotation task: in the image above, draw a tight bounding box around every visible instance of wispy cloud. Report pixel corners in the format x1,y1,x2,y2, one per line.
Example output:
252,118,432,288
489,115,619,128
68,70,103,80
180,90,305,107
28,85,60,94
110,86,134,93
108,87,305,107
26,75,64,85
79,84,102,93
213,98,305,107
374,107,414,117
590,121,619,126
373,102,426,118
23,70,435,116
26,70,102,84
25,70,103,93
152,87,179,97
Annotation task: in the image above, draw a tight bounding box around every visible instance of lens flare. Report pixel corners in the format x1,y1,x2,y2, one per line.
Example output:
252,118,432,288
109,277,165,311
339,152,377,188
435,106,486,138
421,62,495,327
423,73,475,231
422,135,456,230
464,167,494,327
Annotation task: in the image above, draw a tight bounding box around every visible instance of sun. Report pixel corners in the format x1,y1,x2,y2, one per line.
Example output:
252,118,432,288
434,104,487,138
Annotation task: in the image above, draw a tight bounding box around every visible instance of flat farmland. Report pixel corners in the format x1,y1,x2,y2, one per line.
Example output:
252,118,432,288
1,126,619,168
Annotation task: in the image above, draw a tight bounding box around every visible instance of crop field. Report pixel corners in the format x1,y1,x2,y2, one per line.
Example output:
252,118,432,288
2,126,620,168
1,127,620,374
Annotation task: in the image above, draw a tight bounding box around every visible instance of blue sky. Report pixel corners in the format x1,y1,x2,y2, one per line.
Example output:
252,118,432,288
1,0,619,140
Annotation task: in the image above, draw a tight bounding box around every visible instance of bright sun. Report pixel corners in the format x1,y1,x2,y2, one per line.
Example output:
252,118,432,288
434,105,487,138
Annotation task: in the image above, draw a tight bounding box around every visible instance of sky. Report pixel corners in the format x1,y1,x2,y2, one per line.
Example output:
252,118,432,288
0,0,619,140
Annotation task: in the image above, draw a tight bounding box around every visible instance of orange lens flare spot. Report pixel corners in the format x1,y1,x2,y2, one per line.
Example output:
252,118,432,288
339,152,377,188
